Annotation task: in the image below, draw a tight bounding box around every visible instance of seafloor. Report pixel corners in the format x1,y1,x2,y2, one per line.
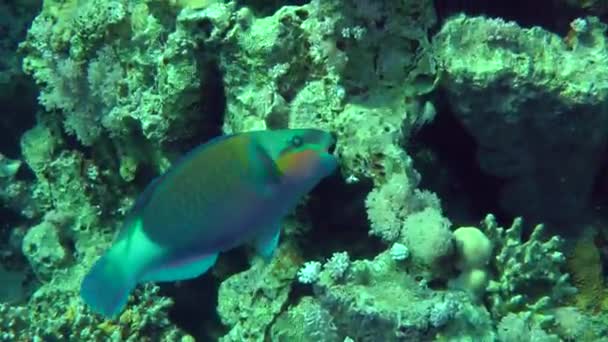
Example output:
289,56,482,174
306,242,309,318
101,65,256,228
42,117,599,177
1,0,608,341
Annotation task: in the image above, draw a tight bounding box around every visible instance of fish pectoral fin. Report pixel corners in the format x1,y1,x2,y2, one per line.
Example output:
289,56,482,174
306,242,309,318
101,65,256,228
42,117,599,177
254,224,281,262
250,140,283,186
141,253,218,282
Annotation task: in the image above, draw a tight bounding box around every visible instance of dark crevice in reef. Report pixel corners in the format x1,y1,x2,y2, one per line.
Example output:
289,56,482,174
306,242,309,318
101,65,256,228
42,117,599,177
0,78,37,159
162,250,250,340
433,0,585,35
280,172,386,316
0,207,23,235
237,0,311,17
193,59,226,141
166,58,226,155
409,91,511,228
162,249,253,341
60,126,95,159
161,251,251,340
162,272,229,341
158,58,229,342
302,172,384,261
0,71,39,226
590,153,608,219
0,0,41,159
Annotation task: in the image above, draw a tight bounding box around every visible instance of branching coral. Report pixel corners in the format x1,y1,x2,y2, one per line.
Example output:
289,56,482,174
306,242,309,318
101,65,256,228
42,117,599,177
480,214,577,320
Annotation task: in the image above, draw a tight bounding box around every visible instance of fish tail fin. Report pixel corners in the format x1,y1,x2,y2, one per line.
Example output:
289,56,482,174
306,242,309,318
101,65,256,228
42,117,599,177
80,253,135,317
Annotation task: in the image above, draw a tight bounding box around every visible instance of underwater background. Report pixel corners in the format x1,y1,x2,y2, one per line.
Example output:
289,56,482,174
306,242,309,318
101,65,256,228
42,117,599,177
2,0,608,341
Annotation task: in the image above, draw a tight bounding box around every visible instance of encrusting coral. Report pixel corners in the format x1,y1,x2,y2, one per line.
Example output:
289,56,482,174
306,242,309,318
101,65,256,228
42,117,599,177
4,0,608,340
566,228,608,313
434,15,608,223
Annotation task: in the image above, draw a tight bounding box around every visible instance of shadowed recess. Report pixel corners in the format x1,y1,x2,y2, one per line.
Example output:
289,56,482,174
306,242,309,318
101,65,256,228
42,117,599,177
140,57,228,340
161,248,250,340
590,153,608,221
161,272,228,341
434,0,584,35
237,0,311,17
165,58,226,155
0,78,37,159
302,173,384,260
274,172,385,316
409,92,511,227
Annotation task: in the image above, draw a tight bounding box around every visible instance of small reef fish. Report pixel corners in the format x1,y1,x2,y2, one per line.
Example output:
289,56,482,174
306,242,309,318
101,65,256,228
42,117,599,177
80,129,337,317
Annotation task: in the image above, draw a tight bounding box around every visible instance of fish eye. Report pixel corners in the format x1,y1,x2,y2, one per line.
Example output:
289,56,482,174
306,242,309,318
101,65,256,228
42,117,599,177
290,135,303,147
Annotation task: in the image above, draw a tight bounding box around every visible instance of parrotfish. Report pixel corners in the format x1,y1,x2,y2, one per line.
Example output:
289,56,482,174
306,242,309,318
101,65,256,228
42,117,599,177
80,129,337,317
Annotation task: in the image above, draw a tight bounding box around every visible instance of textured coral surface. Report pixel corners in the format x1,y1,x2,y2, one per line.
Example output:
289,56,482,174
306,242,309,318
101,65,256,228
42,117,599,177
1,0,608,341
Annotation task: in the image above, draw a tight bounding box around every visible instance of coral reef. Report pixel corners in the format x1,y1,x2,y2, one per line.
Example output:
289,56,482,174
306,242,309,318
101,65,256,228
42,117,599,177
434,15,608,223
365,172,441,242
19,0,206,175
1,0,216,334
270,296,339,341
2,0,608,340
0,282,191,341
0,153,37,219
281,213,581,341
296,249,496,341
217,243,301,341
401,207,453,270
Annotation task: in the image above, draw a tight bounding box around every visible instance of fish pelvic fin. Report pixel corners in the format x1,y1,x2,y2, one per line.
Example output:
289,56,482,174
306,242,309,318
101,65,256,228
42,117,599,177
80,252,136,317
254,224,281,262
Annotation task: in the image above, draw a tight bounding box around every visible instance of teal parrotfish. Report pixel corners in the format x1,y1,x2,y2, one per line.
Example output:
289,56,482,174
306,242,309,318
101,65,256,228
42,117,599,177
80,129,337,317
